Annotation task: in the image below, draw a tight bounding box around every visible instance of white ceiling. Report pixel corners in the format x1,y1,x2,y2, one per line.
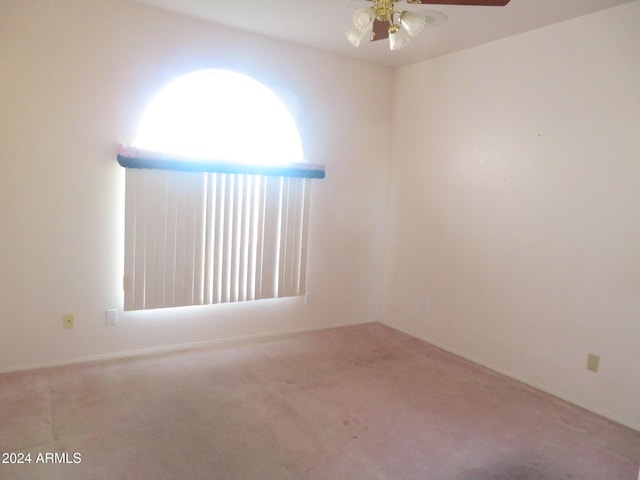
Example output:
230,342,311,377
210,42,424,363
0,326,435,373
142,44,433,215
133,0,635,67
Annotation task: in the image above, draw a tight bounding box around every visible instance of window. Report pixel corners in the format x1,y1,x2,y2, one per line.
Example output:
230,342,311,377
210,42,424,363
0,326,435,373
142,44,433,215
134,70,304,165
120,70,324,311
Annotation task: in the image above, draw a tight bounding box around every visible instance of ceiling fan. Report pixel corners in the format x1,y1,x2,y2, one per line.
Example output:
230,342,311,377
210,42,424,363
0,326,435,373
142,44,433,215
346,0,511,51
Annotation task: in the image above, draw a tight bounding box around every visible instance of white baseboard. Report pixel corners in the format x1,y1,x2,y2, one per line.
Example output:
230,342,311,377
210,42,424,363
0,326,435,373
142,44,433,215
381,322,640,433
4,320,638,433
0,323,343,375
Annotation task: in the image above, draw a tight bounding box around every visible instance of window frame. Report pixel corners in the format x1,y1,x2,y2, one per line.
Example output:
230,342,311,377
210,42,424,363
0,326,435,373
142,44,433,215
119,69,325,311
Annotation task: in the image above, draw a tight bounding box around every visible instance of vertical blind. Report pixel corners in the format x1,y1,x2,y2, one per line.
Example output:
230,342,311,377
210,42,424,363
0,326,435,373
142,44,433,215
124,168,311,311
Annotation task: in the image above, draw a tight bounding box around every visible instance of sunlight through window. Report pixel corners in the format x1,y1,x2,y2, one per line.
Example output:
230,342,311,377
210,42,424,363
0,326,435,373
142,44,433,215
133,69,304,165
123,69,317,311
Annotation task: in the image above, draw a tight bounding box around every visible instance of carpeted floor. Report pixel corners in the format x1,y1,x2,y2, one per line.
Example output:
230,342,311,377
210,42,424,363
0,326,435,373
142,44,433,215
1,322,639,480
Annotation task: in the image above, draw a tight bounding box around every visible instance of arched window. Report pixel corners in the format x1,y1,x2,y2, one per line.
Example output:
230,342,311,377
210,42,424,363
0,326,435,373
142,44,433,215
133,70,304,165
119,70,324,311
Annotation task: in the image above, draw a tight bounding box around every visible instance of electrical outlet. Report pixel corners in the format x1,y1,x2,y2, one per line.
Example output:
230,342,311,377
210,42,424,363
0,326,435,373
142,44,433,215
106,309,118,326
304,293,313,306
587,353,600,373
422,299,431,314
62,314,74,330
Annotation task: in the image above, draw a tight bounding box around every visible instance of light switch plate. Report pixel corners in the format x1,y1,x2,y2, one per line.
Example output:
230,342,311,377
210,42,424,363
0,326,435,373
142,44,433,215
106,309,118,326
587,353,600,372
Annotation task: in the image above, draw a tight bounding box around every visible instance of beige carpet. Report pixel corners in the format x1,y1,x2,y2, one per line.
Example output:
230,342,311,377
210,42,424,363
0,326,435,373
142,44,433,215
1,322,638,480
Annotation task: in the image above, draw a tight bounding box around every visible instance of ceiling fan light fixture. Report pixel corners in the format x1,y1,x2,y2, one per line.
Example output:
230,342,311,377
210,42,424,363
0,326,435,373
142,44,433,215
388,24,410,51
398,11,427,37
352,7,376,32
346,1,454,51
345,25,369,47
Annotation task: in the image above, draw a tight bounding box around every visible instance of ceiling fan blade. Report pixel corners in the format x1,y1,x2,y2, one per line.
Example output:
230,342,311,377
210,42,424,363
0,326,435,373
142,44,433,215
411,0,510,5
371,19,390,41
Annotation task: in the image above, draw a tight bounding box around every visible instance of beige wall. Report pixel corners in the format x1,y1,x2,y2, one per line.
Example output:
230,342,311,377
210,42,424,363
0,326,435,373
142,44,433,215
383,2,640,429
0,0,392,370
